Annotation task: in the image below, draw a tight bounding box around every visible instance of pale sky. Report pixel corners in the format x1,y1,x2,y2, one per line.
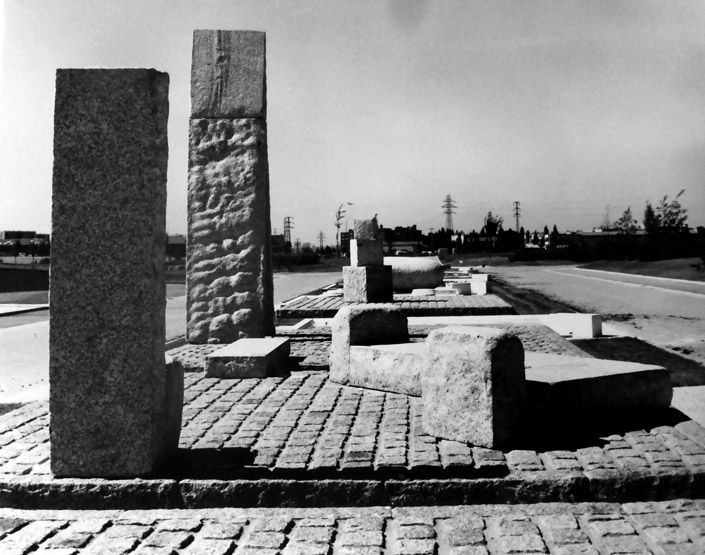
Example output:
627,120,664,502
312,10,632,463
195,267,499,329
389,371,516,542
1,0,704,245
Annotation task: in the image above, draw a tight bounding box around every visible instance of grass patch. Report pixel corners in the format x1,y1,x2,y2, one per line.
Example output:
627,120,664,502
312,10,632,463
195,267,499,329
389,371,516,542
582,257,705,282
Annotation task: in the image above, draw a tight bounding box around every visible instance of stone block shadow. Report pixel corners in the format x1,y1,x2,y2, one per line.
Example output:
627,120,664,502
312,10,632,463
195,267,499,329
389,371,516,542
573,337,705,386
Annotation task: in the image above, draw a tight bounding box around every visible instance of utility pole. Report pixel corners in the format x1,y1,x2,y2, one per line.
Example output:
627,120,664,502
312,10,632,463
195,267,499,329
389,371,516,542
317,231,325,250
283,216,294,244
442,195,457,231
513,201,521,233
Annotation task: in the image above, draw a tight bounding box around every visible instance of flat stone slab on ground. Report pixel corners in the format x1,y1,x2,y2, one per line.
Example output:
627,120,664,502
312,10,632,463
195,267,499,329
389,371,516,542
525,352,673,412
205,337,290,378
277,293,514,318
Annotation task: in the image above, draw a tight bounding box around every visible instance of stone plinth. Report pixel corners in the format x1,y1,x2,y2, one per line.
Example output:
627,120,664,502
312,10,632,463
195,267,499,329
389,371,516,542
348,343,425,396
471,281,488,295
343,266,393,303
525,352,672,413
50,68,179,477
330,304,409,385
422,327,525,448
187,30,274,344
205,337,290,378
350,239,384,267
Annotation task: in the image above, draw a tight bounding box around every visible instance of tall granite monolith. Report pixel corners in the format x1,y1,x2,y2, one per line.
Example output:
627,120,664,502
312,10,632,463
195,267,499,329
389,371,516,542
187,30,275,344
50,69,182,477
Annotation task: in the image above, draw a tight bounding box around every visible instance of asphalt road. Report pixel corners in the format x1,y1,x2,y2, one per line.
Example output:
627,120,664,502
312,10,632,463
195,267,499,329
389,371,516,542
489,263,705,367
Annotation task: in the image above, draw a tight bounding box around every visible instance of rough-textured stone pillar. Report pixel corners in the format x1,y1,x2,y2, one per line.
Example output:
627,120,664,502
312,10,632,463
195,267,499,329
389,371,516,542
343,217,393,303
187,30,275,344
50,69,182,477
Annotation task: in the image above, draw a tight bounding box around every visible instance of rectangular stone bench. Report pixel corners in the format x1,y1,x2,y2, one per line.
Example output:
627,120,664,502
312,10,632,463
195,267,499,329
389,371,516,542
348,342,426,396
205,337,290,378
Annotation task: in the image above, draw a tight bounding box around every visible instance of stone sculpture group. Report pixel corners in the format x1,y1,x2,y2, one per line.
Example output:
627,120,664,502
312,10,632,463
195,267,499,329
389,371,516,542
49,29,673,478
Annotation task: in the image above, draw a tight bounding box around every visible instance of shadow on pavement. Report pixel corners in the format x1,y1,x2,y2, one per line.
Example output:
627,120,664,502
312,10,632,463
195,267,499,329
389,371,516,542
573,337,705,386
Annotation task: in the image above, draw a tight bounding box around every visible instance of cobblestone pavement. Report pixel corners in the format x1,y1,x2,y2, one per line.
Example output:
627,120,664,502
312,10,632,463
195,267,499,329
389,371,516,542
276,293,514,318
0,499,704,554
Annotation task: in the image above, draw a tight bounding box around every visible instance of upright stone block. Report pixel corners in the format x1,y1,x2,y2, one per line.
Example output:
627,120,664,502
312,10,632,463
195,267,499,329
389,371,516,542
343,266,394,303
350,239,384,266
422,327,526,448
187,30,274,344
50,69,179,477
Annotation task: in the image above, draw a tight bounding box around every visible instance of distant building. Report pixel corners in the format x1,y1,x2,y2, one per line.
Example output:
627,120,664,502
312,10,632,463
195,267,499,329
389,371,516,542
166,234,186,259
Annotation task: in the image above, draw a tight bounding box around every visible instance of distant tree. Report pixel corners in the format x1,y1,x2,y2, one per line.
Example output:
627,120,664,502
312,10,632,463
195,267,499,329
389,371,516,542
531,231,539,245
519,226,525,237
656,189,688,233
643,202,659,235
543,225,549,236
614,207,638,234
483,212,503,239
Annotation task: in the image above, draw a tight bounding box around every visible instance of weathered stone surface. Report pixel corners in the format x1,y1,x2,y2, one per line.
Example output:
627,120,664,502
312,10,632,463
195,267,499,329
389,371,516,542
342,266,393,303
50,68,177,477
191,30,266,118
348,343,425,395
471,281,488,295
329,305,409,385
187,30,274,345
525,353,672,413
353,218,379,242
187,119,274,343
383,256,445,292
422,327,525,448
205,337,290,378
450,282,473,295
350,239,384,267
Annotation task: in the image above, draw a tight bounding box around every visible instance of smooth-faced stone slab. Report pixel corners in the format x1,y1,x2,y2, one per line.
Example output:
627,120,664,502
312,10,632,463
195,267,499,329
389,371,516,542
205,337,290,378
350,239,384,267
187,30,274,344
434,287,459,296
471,273,489,282
422,326,525,448
411,288,435,296
383,256,445,292
50,68,178,477
471,281,488,295
330,304,409,385
343,265,393,303
525,352,672,412
348,343,425,395
191,30,265,118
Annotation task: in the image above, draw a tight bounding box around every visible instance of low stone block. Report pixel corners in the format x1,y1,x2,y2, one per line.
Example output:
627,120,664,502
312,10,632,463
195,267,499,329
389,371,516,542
525,353,672,412
329,304,409,385
410,289,435,296
350,239,384,267
421,326,525,448
471,273,489,282
205,337,290,378
434,287,459,295
348,343,425,395
544,313,602,338
471,281,488,295
343,266,393,303
450,282,473,295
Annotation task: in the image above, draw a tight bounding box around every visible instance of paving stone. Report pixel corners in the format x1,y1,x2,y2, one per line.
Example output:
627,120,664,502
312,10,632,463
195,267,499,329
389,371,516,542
205,338,290,378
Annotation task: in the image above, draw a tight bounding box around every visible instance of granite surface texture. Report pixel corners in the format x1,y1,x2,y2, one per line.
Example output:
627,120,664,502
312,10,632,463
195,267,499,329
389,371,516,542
50,68,176,477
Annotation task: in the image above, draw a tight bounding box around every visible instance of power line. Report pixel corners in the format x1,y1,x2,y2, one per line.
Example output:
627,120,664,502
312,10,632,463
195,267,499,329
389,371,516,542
317,231,325,250
513,201,521,233
442,194,457,231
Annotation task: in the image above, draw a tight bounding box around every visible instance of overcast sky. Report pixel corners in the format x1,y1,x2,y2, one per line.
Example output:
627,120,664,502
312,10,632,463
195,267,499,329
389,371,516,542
1,0,704,244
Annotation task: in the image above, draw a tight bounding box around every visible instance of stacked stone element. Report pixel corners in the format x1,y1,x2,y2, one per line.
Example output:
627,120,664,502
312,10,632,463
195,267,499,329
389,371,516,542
343,218,393,303
187,30,275,344
50,69,183,477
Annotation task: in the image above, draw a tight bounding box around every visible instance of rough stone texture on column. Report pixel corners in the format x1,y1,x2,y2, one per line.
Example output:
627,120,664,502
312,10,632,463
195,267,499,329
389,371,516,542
343,266,394,303
50,68,179,477
422,326,526,448
329,304,409,385
350,239,384,266
187,30,274,344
